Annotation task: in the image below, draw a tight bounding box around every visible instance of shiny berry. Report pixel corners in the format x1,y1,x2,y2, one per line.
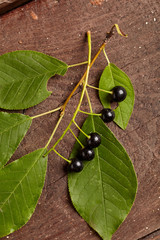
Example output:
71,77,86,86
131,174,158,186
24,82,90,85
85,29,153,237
69,158,83,172
79,147,95,161
101,108,115,123
112,86,127,102
87,133,101,148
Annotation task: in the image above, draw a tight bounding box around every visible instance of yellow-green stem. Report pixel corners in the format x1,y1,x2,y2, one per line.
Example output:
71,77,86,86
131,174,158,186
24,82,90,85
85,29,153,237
61,41,106,113
85,88,93,113
78,109,101,116
69,128,84,148
103,48,110,64
43,27,124,159
44,113,64,149
87,84,112,94
68,61,88,68
45,31,92,156
53,149,71,163
73,120,90,138
31,106,61,119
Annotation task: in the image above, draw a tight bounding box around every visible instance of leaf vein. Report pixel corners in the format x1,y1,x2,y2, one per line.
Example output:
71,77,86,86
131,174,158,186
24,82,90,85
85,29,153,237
20,77,37,103
13,192,23,221
19,182,30,211
14,56,41,74
2,62,27,77
8,199,15,227
91,116,108,233
0,118,30,135
99,155,130,183
1,82,14,103
102,182,128,208
26,74,48,105
0,69,16,82
31,54,66,70
100,167,130,190
100,143,130,172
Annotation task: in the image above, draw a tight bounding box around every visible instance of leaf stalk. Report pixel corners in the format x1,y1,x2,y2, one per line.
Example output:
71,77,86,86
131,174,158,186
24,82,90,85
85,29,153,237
31,106,61,119
44,112,64,149
68,61,88,68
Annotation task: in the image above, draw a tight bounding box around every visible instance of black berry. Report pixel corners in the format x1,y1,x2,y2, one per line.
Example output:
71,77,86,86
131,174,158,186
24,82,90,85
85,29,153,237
101,108,115,123
69,158,83,172
87,133,101,148
112,86,127,102
79,147,95,161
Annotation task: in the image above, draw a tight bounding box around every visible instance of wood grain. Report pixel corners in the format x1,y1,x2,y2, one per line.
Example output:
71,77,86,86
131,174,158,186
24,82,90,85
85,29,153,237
138,229,160,240
0,0,31,14
0,0,160,239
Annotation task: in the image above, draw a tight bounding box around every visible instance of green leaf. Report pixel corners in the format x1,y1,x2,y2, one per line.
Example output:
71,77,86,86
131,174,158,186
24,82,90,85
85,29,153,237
99,63,134,129
0,112,32,169
0,51,68,110
0,148,47,237
68,116,137,240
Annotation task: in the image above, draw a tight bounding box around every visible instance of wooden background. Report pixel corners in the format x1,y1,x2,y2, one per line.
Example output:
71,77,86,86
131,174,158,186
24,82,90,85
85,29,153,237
0,0,31,14
0,0,160,239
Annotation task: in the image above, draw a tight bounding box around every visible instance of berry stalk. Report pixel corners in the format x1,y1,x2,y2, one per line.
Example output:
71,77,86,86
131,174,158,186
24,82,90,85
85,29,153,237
87,84,112,94
53,149,71,163
78,109,101,117
69,128,84,148
85,88,93,113
73,120,90,138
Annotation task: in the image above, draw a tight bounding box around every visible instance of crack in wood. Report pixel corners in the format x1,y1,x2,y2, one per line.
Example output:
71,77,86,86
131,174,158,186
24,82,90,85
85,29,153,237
0,0,32,14
137,228,160,239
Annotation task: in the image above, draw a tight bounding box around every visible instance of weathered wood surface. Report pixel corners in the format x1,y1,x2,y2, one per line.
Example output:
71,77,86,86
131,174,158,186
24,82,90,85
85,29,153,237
0,0,159,239
138,229,160,240
0,0,31,14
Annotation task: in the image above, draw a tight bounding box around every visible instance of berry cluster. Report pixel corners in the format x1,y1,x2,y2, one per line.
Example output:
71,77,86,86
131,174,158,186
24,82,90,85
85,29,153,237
101,86,127,123
69,86,126,173
69,133,101,172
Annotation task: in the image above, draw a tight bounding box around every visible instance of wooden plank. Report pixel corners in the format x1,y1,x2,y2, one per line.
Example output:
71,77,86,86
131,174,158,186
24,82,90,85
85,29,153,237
0,0,159,239
0,0,32,14
138,229,160,240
